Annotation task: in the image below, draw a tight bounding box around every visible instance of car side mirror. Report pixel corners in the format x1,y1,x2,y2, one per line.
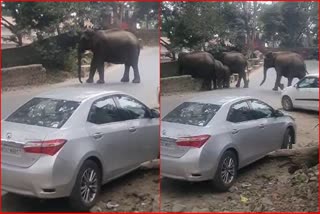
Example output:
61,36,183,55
149,108,160,118
273,109,284,117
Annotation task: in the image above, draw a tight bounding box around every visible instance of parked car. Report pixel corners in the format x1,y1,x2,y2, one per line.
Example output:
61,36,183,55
281,73,319,111
2,87,159,211
161,96,296,191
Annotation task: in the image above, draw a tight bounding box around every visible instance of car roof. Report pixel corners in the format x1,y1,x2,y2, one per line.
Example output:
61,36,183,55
187,95,253,105
306,73,319,78
35,87,122,102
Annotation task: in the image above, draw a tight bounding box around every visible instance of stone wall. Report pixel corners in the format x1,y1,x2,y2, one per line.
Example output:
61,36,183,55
2,64,46,88
161,75,202,94
160,60,179,78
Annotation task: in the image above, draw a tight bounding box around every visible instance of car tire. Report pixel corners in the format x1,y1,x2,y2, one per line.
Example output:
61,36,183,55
69,160,101,211
282,96,293,111
212,150,238,192
281,128,294,149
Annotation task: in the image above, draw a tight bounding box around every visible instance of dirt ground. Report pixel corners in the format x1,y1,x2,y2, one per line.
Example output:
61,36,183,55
90,161,160,212
161,110,319,212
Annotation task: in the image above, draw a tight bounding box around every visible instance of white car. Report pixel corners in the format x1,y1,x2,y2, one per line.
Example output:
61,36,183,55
281,73,319,111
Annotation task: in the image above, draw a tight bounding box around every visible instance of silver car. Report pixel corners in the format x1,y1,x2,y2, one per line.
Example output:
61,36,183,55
161,96,296,191
2,87,159,210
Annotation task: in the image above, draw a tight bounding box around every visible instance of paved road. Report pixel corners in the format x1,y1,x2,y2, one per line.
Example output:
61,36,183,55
2,47,159,119
161,60,319,115
1,47,159,211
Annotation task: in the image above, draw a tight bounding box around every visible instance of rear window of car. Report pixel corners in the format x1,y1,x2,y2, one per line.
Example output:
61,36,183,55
5,97,80,128
162,102,221,126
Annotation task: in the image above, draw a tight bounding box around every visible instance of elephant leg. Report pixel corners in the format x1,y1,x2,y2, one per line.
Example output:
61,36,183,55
121,64,130,82
96,62,105,84
287,77,294,87
273,73,282,91
243,71,249,88
132,63,141,83
224,76,230,88
200,79,211,91
236,74,242,88
213,78,217,90
86,57,97,83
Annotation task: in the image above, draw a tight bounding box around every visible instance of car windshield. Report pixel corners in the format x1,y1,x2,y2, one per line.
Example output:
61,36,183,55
162,102,221,126
5,97,80,128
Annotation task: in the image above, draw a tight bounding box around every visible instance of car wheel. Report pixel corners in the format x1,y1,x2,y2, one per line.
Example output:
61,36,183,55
212,150,238,192
281,128,294,149
69,160,101,211
282,96,293,111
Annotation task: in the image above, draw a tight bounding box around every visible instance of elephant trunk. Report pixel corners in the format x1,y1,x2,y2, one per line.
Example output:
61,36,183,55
260,66,268,86
78,50,83,84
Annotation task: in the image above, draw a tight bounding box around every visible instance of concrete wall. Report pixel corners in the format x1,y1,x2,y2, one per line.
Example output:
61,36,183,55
160,60,179,78
161,75,202,94
2,64,46,88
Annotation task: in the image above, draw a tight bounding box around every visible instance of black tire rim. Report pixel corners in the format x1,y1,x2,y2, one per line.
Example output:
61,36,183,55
282,97,291,110
287,132,293,149
80,168,98,204
221,156,236,184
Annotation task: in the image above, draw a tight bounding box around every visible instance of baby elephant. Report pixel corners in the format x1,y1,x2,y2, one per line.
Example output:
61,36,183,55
214,59,231,89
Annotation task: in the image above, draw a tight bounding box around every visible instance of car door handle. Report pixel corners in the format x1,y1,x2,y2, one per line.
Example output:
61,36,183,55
129,127,137,132
259,124,265,129
92,132,103,140
232,129,239,134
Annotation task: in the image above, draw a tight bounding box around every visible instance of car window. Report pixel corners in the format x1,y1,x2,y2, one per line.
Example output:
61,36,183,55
250,100,273,119
298,77,318,88
88,97,121,124
5,97,80,128
115,95,149,120
227,101,252,123
162,102,221,126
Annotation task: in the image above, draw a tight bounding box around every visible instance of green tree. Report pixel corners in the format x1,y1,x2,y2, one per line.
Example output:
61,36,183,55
259,2,318,48
133,2,158,29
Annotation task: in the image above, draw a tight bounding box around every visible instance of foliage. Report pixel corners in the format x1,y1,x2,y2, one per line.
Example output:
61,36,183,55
161,2,263,53
2,2,157,44
259,2,318,48
1,2,157,72
162,2,318,52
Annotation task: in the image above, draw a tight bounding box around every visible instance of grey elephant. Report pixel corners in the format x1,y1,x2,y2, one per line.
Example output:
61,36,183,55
78,29,141,84
221,52,249,88
260,51,308,91
214,59,231,88
178,51,217,90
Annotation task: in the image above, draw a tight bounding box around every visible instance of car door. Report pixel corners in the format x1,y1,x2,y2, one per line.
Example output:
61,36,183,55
249,99,284,153
114,95,159,164
227,100,261,167
85,96,131,179
294,76,319,110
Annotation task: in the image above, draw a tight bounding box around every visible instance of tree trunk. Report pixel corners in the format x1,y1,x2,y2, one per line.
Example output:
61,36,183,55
17,34,23,47
267,146,318,174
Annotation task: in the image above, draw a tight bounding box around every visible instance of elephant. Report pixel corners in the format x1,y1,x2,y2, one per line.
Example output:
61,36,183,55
214,59,231,88
260,51,308,91
78,28,141,84
220,52,249,88
178,51,217,90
